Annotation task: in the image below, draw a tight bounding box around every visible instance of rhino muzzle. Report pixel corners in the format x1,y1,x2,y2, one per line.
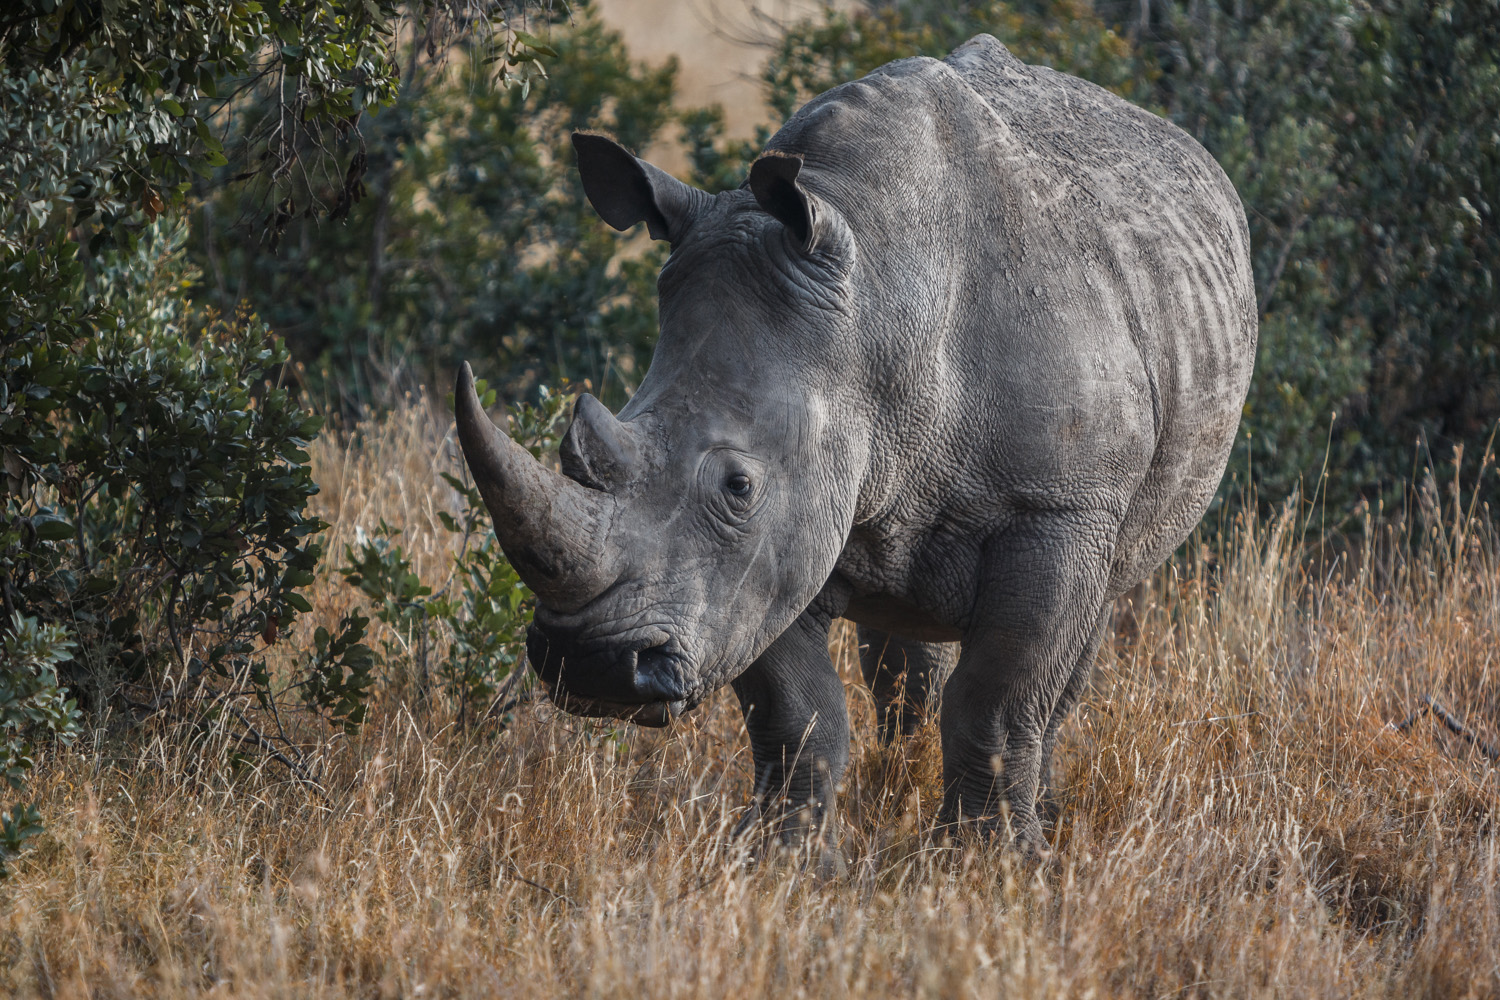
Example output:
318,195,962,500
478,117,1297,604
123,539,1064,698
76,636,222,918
526,624,690,728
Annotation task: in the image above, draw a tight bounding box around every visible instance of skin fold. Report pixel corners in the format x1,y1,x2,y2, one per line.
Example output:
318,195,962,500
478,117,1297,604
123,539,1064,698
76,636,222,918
456,34,1257,853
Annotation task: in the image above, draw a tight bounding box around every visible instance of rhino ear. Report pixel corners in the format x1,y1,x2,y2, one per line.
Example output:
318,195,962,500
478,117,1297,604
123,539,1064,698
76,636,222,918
748,152,829,253
572,131,708,243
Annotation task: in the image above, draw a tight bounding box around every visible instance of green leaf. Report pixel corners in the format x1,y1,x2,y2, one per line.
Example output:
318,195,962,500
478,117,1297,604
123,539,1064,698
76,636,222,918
194,117,223,152
35,518,74,542
513,31,559,59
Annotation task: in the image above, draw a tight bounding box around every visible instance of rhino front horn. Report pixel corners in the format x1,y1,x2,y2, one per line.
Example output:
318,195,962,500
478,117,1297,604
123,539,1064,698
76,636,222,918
454,363,616,611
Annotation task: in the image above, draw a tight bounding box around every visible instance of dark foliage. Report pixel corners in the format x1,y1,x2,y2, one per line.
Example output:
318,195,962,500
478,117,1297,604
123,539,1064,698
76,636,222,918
193,3,751,411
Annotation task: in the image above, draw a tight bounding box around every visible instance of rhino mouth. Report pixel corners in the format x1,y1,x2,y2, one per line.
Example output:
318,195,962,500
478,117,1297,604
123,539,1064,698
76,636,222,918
527,624,696,728
543,691,690,728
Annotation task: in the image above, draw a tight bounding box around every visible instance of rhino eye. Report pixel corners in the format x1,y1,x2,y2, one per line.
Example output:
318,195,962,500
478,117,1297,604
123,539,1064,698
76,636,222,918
726,473,752,497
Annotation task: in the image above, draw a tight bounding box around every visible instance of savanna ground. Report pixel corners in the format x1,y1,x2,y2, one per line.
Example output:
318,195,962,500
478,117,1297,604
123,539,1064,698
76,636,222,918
4,400,1499,998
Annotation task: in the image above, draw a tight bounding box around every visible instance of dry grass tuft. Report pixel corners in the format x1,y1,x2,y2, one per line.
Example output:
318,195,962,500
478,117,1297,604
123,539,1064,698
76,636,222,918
5,400,1499,998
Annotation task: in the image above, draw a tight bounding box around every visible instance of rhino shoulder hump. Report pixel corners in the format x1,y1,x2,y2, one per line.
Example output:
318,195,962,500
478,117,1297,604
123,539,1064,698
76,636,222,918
943,33,1030,79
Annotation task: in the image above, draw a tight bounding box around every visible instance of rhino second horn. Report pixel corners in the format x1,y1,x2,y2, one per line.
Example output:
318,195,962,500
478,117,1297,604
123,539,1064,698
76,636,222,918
560,394,640,490
454,362,616,612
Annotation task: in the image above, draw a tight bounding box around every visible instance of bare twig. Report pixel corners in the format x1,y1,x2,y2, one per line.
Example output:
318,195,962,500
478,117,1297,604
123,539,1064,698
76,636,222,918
482,665,536,723
1390,694,1500,762
1174,711,1258,727
222,704,330,798
504,865,578,908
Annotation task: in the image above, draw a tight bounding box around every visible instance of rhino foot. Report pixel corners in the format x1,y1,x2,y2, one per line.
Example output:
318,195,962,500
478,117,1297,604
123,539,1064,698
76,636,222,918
936,807,1052,863
730,804,848,879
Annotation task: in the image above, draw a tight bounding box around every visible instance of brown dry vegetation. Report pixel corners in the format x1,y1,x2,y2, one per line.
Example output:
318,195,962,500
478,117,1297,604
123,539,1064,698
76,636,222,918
4,399,1500,998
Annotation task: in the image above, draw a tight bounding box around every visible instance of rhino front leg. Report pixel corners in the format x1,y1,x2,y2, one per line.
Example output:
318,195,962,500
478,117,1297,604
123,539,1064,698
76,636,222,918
732,607,850,847
857,626,958,742
939,515,1113,852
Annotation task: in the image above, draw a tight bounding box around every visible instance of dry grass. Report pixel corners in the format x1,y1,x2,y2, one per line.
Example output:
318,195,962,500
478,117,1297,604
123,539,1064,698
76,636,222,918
5,399,1500,998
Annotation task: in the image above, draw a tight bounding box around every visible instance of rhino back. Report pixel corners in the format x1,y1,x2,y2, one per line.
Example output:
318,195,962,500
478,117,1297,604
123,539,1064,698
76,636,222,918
765,35,1255,609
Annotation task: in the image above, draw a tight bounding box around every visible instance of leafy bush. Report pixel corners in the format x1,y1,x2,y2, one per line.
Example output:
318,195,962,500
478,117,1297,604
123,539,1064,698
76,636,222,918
193,2,754,410
0,1,542,256
1,0,553,855
1,614,79,877
0,221,387,801
763,0,1155,120
300,613,379,735
1328,0,1500,495
2,224,329,707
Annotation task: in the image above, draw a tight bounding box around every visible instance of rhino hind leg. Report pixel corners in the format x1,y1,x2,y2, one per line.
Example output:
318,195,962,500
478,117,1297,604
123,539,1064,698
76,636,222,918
731,605,851,852
1037,606,1110,827
856,626,958,742
938,514,1114,852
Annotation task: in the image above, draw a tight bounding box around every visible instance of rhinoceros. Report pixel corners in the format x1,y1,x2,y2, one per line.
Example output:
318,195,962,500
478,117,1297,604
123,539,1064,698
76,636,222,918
455,34,1256,851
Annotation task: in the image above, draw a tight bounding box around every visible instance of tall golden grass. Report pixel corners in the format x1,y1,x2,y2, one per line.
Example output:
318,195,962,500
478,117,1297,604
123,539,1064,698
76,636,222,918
4,398,1498,998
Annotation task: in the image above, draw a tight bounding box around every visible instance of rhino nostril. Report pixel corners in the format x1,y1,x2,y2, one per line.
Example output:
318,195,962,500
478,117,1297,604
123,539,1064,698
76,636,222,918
633,640,685,702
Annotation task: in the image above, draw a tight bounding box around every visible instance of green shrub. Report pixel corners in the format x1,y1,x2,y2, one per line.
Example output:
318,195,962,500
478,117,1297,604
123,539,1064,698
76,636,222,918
193,3,755,411
1,614,80,877
0,221,386,800
0,0,545,257
2,223,331,709
1,0,554,849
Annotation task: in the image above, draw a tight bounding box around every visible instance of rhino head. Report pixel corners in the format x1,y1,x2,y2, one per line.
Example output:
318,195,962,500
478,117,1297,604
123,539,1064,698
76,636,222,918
456,132,866,727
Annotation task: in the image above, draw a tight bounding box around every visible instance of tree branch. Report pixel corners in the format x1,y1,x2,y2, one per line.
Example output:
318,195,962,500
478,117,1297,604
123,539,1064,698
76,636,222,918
1390,694,1500,762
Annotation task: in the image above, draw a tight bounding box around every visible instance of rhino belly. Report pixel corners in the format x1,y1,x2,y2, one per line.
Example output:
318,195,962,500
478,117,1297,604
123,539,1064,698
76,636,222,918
842,593,964,643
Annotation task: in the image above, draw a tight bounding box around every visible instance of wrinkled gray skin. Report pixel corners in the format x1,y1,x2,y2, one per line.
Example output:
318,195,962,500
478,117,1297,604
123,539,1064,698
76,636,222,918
456,35,1256,851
